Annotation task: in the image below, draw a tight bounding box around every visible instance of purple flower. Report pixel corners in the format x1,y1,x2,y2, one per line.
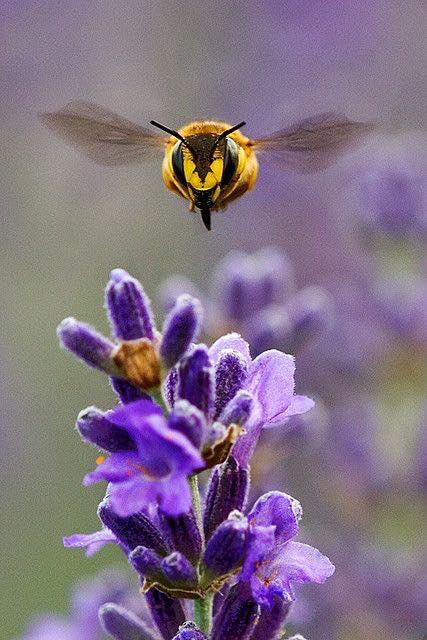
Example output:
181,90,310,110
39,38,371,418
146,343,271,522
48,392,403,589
82,399,204,516
357,163,426,238
240,492,334,608
207,333,313,467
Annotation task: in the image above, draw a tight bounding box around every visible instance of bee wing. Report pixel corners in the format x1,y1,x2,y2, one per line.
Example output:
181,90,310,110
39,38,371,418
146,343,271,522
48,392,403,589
39,101,168,166
252,112,375,173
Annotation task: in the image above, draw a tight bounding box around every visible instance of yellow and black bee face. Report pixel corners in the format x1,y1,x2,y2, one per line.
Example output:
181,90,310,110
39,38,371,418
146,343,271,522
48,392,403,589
160,121,258,229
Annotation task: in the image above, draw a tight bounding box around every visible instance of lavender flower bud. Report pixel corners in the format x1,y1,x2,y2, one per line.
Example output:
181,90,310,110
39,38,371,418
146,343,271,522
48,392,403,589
202,512,248,579
99,603,158,640
359,165,425,236
168,400,207,450
172,621,208,639
105,269,155,341
244,305,291,357
211,583,260,640
158,275,201,314
161,552,198,588
204,456,249,540
76,406,136,452
177,345,214,420
214,349,248,419
213,251,257,322
219,390,254,427
110,377,152,404
250,595,292,639
57,318,117,373
286,286,333,352
254,246,294,307
129,546,164,582
160,295,202,369
98,500,169,555
145,588,186,640
159,508,202,564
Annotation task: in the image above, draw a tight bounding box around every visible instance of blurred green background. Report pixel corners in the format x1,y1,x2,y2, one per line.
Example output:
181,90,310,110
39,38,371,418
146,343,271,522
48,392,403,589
1,2,425,638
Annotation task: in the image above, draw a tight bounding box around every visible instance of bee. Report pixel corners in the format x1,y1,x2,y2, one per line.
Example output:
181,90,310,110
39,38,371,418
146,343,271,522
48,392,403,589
40,102,373,230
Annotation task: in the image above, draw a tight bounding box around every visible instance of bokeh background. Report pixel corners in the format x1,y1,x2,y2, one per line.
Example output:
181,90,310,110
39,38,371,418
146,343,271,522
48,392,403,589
1,2,426,639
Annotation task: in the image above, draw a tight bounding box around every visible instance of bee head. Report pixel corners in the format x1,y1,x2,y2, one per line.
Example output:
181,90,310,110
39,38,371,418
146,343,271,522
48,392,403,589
151,120,245,228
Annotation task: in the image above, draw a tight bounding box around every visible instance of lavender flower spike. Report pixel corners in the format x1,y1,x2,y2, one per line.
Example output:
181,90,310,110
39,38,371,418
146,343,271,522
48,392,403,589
57,317,119,374
160,294,202,369
106,268,155,341
99,603,159,640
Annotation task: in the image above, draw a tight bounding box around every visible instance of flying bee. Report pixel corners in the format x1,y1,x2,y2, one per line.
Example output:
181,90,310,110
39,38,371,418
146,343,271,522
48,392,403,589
40,102,374,230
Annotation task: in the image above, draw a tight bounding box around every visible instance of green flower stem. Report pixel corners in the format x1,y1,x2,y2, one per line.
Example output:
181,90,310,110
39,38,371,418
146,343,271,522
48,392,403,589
194,592,214,635
189,474,205,549
190,474,212,633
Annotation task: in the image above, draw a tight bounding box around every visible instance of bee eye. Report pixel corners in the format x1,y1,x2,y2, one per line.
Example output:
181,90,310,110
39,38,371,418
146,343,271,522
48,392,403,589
172,141,186,187
221,138,239,187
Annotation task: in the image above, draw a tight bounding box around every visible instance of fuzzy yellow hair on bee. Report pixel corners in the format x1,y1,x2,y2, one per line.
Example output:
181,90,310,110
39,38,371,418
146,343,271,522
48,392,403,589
40,102,374,230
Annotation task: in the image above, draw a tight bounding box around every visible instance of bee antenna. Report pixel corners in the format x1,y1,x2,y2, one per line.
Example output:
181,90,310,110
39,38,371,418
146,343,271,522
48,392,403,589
150,120,196,155
212,121,246,150
200,208,212,231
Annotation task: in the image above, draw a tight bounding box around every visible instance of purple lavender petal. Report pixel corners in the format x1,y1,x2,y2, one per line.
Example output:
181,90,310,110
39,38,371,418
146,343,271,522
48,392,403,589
282,395,315,420
177,345,215,421
202,511,248,578
171,621,208,640
168,400,207,450
105,268,155,341
250,541,335,607
76,406,136,452
57,318,116,372
160,295,202,368
240,524,276,586
63,528,117,557
83,451,140,486
208,333,251,364
248,491,302,544
246,349,295,425
145,588,186,640
203,455,250,540
110,377,152,404
211,583,260,640
99,603,159,640
98,499,169,555
213,349,248,419
88,401,203,516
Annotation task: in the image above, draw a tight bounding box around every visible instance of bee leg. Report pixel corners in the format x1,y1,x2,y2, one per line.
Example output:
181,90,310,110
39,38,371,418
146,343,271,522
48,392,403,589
189,201,195,212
